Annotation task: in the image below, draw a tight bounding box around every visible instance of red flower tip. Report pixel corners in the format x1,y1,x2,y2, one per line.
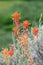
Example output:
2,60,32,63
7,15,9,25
13,12,20,22
9,50,14,56
23,20,30,28
32,27,38,35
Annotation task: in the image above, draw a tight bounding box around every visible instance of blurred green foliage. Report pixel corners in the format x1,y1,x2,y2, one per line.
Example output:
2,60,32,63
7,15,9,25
0,1,43,31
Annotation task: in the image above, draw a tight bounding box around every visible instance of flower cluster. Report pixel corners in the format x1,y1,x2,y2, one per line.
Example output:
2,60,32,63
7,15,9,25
12,12,38,65
1,12,43,65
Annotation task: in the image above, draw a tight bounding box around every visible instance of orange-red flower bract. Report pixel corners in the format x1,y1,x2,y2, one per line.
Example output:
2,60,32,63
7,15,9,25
32,27,38,35
32,27,38,38
3,48,9,57
13,27,18,35
13,12,20,22
20,34,28,45
9,50,14,56
23,20,30,28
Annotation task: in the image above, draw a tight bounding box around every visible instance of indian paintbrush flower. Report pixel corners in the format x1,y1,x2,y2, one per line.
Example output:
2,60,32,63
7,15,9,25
8,50,14,56
13,12,20,22
23,20,30,28
12,12,21,26
32,27,38,38
13,27,18,35
2,48,9,65
2,48,9,57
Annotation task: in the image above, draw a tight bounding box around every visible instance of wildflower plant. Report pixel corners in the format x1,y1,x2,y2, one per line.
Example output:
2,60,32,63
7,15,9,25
12,12,35,65
0,12,43,65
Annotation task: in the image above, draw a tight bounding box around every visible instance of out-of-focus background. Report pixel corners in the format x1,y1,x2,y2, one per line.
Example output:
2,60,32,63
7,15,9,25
0,0,43,50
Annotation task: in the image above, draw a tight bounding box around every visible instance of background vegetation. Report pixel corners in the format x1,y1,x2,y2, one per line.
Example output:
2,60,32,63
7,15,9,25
0,1,43,50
